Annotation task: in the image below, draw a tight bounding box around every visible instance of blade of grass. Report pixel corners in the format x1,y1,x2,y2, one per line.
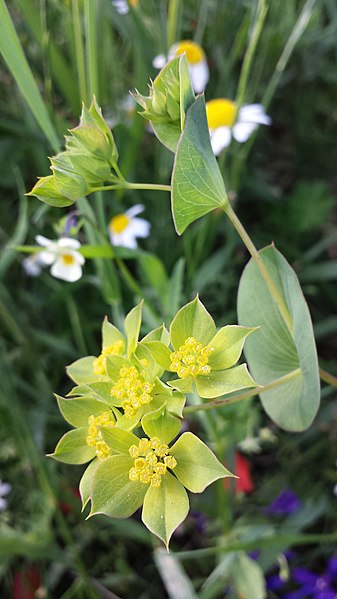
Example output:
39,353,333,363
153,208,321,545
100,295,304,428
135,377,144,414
0,0,60,151
85,0,99,101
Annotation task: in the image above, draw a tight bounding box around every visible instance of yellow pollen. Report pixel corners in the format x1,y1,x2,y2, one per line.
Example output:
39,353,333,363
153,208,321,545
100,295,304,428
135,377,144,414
175,40,205,64
109,214,130,234
170,336,213,379
111,366,154,418
128,436,176,487
86,411,115,460
206,99,237,129
61,253,75,266
93,341,124,375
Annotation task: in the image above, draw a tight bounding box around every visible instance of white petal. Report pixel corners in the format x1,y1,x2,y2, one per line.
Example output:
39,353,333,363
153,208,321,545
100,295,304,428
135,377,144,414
125,204,145,218
114,230,138,249
210,127,231,155
0,481,11,496
51,258,83,282
128,218,151,238
190,61,209,93
153,54,167,69
35,235,53,248
238,104,271,125
232,121,258,143
112,0,129,15
57,237,81,249
22,255,43,276
0,498,7,511
38,250,56,265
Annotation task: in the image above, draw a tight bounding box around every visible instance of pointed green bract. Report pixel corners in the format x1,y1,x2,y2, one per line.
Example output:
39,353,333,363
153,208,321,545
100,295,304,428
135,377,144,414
170,296,216,349
49,428,95,464
102,317,125,349
56,395,112,428
90,455,147,518
142,472,189,549
100,427,139,455
171,95,228,234
67,356,102,384
142,405,181,444
237,245,320,431
125,301,143,357
208,326,256,370
79,458,99,510
141,340,172,369
26,176,74,207
170,432,233,492
195,364,257,399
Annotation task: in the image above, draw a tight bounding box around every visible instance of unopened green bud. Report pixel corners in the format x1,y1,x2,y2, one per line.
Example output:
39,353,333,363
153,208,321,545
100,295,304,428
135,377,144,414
26,175,74,207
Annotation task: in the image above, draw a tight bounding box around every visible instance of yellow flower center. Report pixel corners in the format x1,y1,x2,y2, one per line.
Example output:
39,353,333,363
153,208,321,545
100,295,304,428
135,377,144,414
175,40,205,64
170,336,214,378
110,366,154,418
129,0,138,6
128,436,177,488
109,214,130,234
86,411,115,460
206,99,237,129
93,341,124,375
61,253,75,265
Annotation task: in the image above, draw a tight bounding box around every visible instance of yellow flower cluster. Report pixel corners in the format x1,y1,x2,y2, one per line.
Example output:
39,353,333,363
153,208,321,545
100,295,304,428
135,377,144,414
170,336,214,378
110,366,154,418
86,411,115,460
128,437,177,488
93,341,124,375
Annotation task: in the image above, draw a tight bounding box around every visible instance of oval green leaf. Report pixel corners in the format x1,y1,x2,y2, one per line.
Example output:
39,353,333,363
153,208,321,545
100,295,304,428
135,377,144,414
237,245,320,431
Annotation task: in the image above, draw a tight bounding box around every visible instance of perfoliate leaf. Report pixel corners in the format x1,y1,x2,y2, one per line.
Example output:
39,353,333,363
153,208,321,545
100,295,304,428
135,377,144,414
171,432,234,492
26,175,74,207
141,341,172,369
142,472,189,548
79,458,99,510
195,364,257,399
170,296,216,349
237,245,320,431
90,455,147,518
171,95,228,234
49,428,95,464
100,427,138,455
209,326,256,370
52,163,88,201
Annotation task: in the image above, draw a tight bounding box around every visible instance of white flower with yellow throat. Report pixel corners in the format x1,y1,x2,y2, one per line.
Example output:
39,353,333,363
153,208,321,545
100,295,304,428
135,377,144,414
153,40,209,94
108,204,150,249
35,235,85,282
206,98,271,155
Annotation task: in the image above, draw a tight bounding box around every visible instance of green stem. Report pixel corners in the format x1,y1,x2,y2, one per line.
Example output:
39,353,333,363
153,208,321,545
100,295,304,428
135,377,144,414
183,368,301,415
319,366,337,387
224,203,293,333
90,182,171,193
84,0,99,101
167,0,181,48
71,0,87,103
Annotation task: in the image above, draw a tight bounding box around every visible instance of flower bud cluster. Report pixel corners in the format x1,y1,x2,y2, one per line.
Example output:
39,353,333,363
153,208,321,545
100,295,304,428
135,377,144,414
110,366,154,418
128,437,177,488
93,341,124,375
170,336,214,378
133,70,181,126
86,411,115,460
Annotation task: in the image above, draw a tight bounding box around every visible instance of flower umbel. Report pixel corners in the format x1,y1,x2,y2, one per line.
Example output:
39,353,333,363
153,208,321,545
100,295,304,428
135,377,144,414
170,336,214,378
93,341,124,375
128,436,177,487
111,366,154,418
86,412,115,460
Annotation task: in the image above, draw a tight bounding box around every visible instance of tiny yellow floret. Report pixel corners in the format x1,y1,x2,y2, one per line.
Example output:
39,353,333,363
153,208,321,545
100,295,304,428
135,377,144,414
111,367,154,418
86,411,115,460
170,336,214,379
93,340,124,375
128,436,177,488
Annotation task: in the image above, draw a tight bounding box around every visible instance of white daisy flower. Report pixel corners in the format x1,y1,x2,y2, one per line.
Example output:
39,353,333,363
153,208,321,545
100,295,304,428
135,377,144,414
0,480,11,511
205,99,271,156
36,236,85,282
112,0,138,15
108,204,150,249
153,40,209,94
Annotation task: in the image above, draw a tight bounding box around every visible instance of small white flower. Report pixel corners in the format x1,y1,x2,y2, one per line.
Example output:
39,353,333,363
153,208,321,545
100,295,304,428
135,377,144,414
36,236,85,282
206,98,271,155
112,0,138,15
108,205,150,249
153,40,209,94
0,480,11,511
22,253,43,277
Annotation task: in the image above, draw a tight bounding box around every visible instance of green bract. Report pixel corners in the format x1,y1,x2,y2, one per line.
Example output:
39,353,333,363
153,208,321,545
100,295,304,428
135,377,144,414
89,424,233,547
133,55,195,152
27,97,119,206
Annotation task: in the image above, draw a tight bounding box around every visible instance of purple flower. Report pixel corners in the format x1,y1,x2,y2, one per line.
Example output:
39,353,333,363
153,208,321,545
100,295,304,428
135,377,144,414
267,556,337,598
265,489,302,516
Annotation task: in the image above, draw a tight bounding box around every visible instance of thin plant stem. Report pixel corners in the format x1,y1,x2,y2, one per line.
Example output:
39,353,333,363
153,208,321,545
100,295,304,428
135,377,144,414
167,0,181,48
84,0,99,101
224,203,293,333
319,366,337,387
90,182,171,193
184,368,301,415
71,0,87,103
